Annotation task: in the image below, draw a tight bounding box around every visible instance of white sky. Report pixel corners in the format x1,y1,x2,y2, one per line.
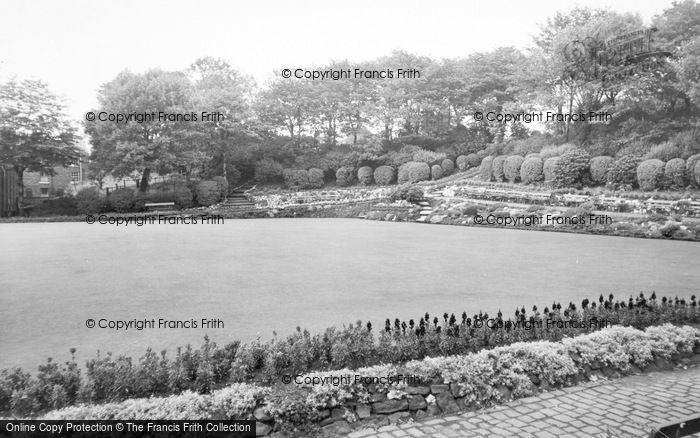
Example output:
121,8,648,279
0,0,679,121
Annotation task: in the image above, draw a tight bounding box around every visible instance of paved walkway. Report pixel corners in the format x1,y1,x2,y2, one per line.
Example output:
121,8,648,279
347,367,700,438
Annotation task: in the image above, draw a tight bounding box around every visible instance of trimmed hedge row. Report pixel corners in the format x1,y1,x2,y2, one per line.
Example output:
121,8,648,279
478,149,700,190
42,324,699,434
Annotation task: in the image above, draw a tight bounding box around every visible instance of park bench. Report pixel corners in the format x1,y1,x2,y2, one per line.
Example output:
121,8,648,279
144,202,175,211
648,414,700,438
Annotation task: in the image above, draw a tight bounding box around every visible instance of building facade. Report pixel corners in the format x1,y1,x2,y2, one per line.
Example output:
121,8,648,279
23,162,89,198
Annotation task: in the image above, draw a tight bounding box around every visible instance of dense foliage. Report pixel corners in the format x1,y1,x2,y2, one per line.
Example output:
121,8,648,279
2,292,696,417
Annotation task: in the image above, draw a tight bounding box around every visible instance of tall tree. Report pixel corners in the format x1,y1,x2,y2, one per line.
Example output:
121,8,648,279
0,78,79,212
86,69,192,191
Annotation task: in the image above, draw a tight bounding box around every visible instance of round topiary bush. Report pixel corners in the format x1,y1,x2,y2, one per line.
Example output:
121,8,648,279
456,155,468,171
441,158,455,175
431,164,443,180
405,161,430,183
195,180,223,206
492,155,507,182
390,184,424,203
552,148,591,188
589,156,613,185
465,153,481,169
520,156,544,184
694,161,700,186
607,156,640,186
479,156,494,181
664,158,686,189
357,166,373,185
686,154,700,186
543,157,559,183
335,166,355,186
374,165,395,185
108,188,135,213
504,155,524,183
75,187,106,215
283,169,310,189
308,168,325,188
637,159,665,191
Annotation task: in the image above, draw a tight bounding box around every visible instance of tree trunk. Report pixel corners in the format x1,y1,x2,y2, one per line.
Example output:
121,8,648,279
15,165,24,216
139,168,151,192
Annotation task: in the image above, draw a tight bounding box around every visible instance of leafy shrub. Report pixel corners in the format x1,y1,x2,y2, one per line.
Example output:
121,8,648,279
108,188,135,213
194,181,223,206
479,156,493,181
373,166,395,185
412,148,446,164
390,184,423,203
520,156,544,184
637,159,665,191
645,142,681,161
589,156,613,184
539,143,577,161
357,166,373,185
75,188,106,215
695,161,700,186
172,186,194,208
38,325,699,423
543,157,559,183
211,176,229,198
307,168,324,189
686,154,700,185
335,166,355,187
456,155,468,171
465,153,481,169
283,169,310,190
254,158,284,183
431,164,443,180
492,155,507,182
552,148,591,188
29,197,78,217
607,155,640,186
664,158,686,189
441,159,455,175
399,161,430,183
504,156,524,183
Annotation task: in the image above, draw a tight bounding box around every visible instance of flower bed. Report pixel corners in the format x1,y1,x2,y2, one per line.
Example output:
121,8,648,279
41,324,700,436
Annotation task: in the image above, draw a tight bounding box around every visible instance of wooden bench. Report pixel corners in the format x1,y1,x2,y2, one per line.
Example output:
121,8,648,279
144,202,175,211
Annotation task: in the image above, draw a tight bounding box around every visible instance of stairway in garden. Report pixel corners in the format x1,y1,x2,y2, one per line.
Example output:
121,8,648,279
415,199,433,222
221,190,256,212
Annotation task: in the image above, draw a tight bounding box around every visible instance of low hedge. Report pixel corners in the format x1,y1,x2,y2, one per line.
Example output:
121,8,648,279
43,324,699,429
108,188,135,213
